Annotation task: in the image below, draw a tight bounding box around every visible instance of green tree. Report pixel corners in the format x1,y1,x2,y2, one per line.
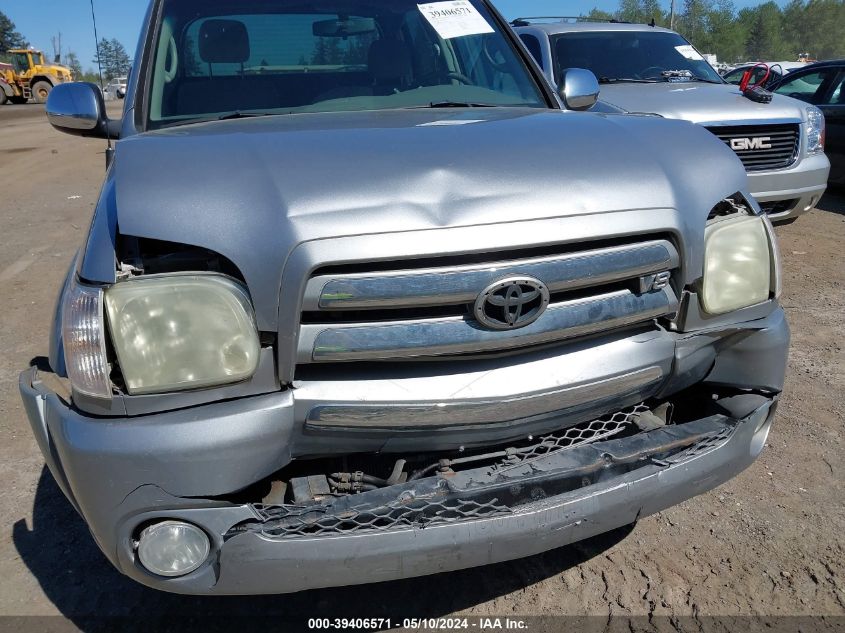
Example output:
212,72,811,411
742,2,789,60
613,0,666,24
707,0,745,61
801,0,845,59
93,37,131,80
0,10,28,56
678,0,715,50
65,51,83,79
617,0,646,22
640,0,668,24
589,0,845,62
584,8,615,21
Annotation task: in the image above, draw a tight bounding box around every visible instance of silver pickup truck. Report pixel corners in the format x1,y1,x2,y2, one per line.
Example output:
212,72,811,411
513,19,830,223
21,0,788,595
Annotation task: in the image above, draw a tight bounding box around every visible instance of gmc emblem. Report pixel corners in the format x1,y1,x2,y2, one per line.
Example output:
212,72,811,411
730,137,772,151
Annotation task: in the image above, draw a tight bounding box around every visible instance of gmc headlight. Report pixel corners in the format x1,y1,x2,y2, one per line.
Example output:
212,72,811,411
702,214,778,315
806,106,825,155
104,274,260,395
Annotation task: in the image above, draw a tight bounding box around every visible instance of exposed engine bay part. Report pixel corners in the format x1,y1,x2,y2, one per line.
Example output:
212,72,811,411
281,404,653,503
244,398,714,506
229,413,737,540
707,193,753,221
230,390,770,509
115,234,246,281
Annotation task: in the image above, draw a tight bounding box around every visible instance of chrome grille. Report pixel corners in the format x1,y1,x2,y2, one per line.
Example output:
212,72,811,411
706,124,800,172
298,239,680,364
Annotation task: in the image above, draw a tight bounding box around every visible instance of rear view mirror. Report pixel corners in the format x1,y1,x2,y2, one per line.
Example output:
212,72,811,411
313,17,377,38
559,68,600,111
46,82,114,138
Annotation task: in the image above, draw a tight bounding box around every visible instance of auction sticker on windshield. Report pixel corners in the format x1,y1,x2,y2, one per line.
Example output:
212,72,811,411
418,1,494,39
675,44,704,61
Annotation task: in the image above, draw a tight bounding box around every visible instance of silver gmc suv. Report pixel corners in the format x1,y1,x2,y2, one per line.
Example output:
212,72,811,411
21,0,788,595
513,19,830,222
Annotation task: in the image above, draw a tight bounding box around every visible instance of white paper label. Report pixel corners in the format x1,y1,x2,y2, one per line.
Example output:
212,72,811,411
675,45,704,61
417,1,495,40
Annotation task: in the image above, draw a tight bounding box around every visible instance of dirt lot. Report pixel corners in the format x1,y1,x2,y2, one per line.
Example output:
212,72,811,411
0,103,843,628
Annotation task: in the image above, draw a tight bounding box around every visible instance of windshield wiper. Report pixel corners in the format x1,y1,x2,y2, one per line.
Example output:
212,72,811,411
416,101,499,108
687,77,724,84
598,77,657,84
217,111,278,121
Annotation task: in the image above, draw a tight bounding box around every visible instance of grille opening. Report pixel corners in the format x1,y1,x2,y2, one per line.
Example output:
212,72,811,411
294,323,659,380
759,199,799,215
310,234,677,278
217,400,662,507
301,278,650,325
219,387,749,540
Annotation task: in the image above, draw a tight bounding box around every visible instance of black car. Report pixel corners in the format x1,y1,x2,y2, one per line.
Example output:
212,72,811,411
771,59,845,186
722,64,784,89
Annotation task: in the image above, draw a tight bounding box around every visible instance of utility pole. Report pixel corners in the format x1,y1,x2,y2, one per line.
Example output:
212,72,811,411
51,32,63,64
669,0,675,30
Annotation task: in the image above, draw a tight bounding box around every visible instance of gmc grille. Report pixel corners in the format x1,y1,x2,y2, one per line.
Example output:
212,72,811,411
707,124,800,172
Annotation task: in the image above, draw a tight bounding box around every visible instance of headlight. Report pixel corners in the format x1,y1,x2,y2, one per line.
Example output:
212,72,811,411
701,215,774,315
62,279,112,399
105,274,260,395
806,106,825,155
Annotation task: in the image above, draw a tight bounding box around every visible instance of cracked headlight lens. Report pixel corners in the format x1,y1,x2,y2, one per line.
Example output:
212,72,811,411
105,274,260,395
702,215,773,315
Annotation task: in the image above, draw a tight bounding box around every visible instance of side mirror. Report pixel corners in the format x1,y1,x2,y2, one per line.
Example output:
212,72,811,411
559,68,600,111
46,82,114,138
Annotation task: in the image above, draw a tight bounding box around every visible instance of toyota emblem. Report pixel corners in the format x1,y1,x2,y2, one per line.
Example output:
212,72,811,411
474,277,550,331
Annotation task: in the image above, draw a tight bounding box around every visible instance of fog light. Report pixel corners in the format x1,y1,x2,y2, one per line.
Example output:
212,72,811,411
137,521,210,577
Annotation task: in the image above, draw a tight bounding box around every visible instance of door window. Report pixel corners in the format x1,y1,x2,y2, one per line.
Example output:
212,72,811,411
821,72,844,105
774,70,832,103
519,34,543,68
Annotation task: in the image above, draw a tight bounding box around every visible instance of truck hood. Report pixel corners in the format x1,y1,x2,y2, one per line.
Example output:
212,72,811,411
91,107,746,329
599,82,807,125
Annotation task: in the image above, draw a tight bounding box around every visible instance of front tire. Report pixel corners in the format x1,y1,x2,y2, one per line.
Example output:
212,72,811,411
0,91,7,105
31,81,52,104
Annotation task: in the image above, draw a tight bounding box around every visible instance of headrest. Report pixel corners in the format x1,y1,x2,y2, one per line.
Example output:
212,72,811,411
199,19,250,64
368,39,412,83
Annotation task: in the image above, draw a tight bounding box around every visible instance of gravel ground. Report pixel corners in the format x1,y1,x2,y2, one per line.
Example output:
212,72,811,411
0,103,843,629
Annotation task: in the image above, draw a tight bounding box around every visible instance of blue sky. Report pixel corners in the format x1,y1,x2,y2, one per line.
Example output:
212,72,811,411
4,0,784,72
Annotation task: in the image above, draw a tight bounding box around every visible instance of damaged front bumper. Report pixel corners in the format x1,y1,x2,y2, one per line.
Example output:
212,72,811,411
211,399,775,595
19,309,788,595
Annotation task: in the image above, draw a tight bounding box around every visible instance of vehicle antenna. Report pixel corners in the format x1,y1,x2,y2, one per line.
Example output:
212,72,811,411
89,0,114,168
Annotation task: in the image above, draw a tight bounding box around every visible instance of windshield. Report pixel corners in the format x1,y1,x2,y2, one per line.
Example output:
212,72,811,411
552,31,723,84
11,53,29,73
147,0,546,128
